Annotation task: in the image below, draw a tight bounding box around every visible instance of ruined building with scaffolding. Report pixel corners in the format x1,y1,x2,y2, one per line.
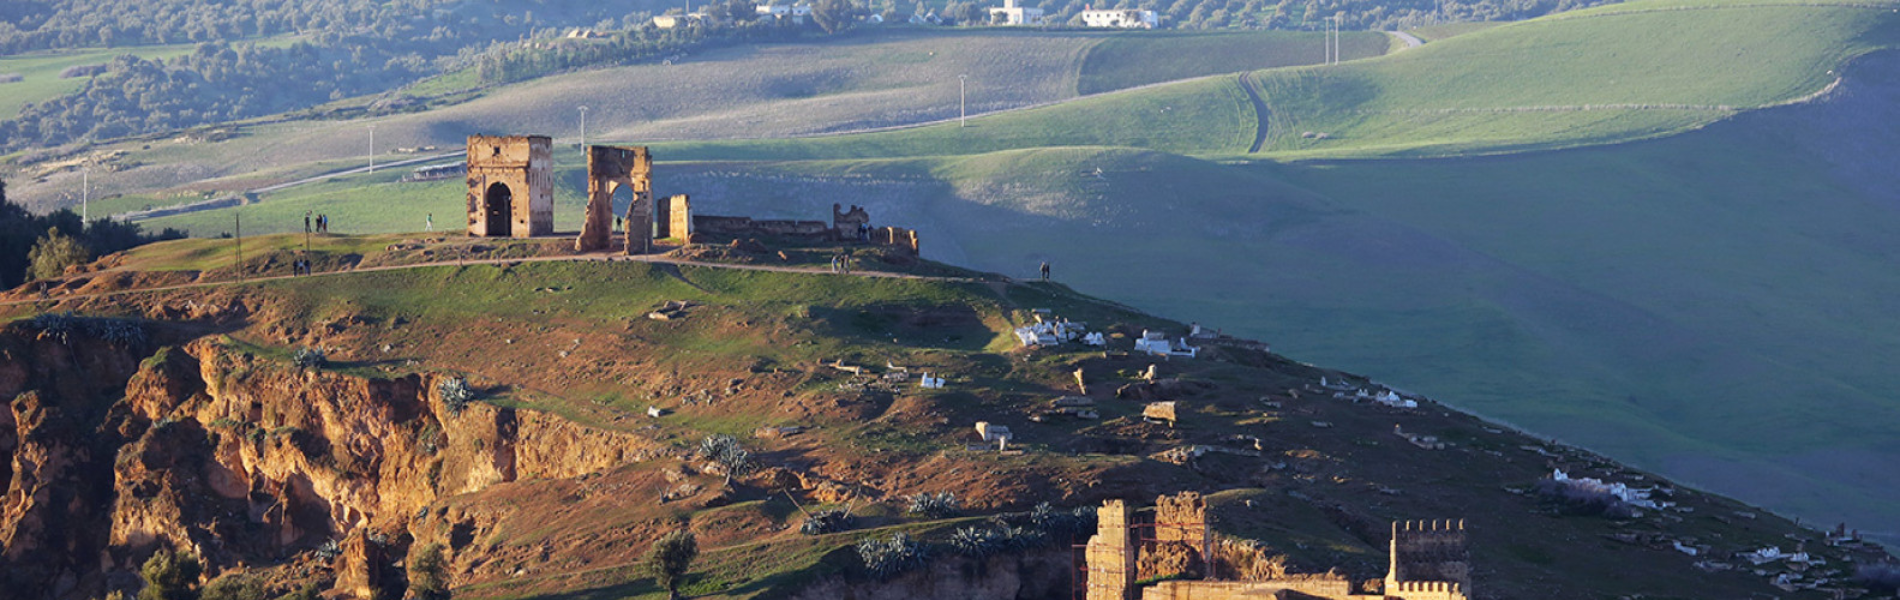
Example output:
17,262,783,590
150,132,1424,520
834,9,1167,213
1081,492,1469,600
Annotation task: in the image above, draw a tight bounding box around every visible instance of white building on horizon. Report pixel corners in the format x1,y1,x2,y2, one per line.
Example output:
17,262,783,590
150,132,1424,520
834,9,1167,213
989,0,1046,25
1079,8,1158,28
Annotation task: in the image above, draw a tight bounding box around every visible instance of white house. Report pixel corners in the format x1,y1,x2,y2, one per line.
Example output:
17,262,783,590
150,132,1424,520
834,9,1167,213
652,13,713,28
1079,8,1157,28
755,3,812,22
988,0,1045,25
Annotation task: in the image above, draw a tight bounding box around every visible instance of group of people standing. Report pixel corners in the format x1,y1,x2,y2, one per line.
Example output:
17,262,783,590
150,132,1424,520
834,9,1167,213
830,253,853,273
304,211,332,233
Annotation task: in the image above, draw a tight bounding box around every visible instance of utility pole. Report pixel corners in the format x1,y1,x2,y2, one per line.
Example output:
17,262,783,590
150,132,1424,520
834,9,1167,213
367,124,376,174
1330,15,1342,65
81,167,89,225
578,105,589,150
234,213,242,283
959,74,968,127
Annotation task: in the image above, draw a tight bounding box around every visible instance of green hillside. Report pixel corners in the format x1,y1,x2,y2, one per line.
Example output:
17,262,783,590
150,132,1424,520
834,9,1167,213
79,0,1900,549
4,236,1885,599
1255,0,1900,157
0,43,212,119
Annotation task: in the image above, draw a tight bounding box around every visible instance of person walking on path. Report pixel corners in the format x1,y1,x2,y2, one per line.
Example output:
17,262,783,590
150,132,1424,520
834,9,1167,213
305,211,312,233
426,213,434,232
1040,261,1050,281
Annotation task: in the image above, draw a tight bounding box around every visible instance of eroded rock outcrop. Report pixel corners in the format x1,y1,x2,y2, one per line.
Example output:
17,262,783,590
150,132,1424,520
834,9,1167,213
2,327,665,600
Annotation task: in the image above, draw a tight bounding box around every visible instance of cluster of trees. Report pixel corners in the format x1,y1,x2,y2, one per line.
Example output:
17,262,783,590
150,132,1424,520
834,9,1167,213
0,180,183,288
0,0,661,150
0,0,661,54
0,40,420,150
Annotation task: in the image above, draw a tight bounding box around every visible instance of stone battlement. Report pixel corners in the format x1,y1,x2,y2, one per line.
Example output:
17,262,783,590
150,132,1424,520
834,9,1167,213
1088,494,1469,600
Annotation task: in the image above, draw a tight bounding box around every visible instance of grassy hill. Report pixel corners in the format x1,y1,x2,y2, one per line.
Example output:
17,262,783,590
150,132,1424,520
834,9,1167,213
32,0,1900,555
0,42,220,120
1253,0,1900,157
3,237,1887,599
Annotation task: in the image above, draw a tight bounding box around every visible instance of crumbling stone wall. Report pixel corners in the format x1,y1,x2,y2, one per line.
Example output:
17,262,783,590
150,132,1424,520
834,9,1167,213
692,215,832,238
466,135,552,238
833,203,870,233
1155,491,1207,548
870,226,921,256
577,145,651,252
1386,520,1469,594
1088,496,1469,600
661,195,691,240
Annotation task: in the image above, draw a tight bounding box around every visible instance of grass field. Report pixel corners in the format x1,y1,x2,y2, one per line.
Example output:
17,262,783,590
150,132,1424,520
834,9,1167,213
1404,21,1504,42
1253,0,1900,157
1075,30,1387,94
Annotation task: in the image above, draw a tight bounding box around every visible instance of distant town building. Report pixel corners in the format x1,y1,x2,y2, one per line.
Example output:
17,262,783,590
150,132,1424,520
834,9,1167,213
652,13,714,28
989,0,1046,25
756,3,813,22
1079,8,1158,28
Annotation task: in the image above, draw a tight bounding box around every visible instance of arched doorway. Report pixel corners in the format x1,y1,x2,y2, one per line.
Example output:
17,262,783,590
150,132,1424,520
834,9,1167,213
484,182,513,237
611,182,635,234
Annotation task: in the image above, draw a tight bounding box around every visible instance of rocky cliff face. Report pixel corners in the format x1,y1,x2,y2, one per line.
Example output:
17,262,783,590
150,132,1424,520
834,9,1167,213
0,325,666,599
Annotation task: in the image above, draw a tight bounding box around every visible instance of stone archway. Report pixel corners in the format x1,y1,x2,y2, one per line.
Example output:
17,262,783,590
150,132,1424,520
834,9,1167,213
465,135,551,238
576,145,652,253
484,182,513,237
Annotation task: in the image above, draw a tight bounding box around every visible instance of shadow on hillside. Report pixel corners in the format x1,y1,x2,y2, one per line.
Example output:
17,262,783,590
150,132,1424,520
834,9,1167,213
807,303,991,352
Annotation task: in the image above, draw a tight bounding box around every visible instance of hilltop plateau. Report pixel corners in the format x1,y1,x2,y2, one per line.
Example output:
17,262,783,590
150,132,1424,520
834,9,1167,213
1,234,1894,599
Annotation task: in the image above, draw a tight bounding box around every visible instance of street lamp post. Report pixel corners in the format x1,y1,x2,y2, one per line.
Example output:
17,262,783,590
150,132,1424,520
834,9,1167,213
367,124,377,174
579,106,589,149
959,74,968,127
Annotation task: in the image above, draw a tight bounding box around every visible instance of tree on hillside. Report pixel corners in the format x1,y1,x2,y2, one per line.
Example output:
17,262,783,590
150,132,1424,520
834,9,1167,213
697,434,756,485
726,0,760,22
644,529,699,600
0,178,184,288
138,550,202,600
199,574,268,600
408,543,452,600
27,227,89,281
813,0,860,33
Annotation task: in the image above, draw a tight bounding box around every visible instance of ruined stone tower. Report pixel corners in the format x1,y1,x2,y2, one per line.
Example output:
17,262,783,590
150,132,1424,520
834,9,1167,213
1155,491,1212,567
576,145,652,252
1386,519,1470,598
1087,499,1137,600
466,135,553,238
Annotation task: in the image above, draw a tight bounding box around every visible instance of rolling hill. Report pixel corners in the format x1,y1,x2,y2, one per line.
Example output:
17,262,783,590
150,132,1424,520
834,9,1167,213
24,0,1900,552
1,235,1887,599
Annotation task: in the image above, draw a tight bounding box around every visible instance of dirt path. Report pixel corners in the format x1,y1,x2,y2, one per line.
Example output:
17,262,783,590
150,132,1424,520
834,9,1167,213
1238,72,1272,154
1386,30,1424,50
0,250,981,308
